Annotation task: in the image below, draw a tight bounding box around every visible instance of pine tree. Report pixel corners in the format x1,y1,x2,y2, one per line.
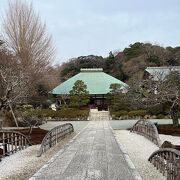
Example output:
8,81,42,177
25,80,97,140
69,80,89,109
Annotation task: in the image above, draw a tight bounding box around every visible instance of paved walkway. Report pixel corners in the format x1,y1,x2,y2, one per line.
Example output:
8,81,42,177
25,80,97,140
30,112,141,180
88,110,110,121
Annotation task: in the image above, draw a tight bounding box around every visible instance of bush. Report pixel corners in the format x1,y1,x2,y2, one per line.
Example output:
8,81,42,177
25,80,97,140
28,96,53,108
147,103,169,116
23,108,89,119
111,110,129,120
147,104,164,115
128,110,148,117
111,109,148,119
177,111,180,118
2,112,16,127
111,110,128,117
156,114,165,119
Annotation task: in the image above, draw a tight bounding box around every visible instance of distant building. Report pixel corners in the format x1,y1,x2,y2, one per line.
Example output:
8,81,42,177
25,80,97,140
51,68,128,110
145,66,180,81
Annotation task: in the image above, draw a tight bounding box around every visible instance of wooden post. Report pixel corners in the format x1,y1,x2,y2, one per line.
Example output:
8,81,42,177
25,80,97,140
3,133,7,156
49,132,52,148
0,119,2,130
176,160,180,180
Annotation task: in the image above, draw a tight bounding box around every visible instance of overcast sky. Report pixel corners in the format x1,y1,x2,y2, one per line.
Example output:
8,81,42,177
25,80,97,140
0,0,180,64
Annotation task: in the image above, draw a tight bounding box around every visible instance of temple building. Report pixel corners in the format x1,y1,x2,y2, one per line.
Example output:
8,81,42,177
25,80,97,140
51,68,128,110
145,66,180,81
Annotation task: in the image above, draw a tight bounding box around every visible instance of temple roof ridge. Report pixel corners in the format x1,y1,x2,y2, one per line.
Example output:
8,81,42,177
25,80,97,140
80,68,103,72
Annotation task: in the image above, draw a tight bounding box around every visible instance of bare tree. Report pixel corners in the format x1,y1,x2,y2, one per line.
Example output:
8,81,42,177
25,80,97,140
0,51,29,110
155,72,180,125
128,71,180,125
144,43,172,66
2,0,55,94
0,41,30,127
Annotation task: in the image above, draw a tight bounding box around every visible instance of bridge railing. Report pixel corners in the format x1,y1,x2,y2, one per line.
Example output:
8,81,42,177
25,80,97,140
148,148,180,180
37,123,74,157
131,119,161,147
0,130,31,161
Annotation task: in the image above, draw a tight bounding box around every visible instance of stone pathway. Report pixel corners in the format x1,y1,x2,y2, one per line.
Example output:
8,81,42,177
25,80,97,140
30,112,141,180
88,110,110,121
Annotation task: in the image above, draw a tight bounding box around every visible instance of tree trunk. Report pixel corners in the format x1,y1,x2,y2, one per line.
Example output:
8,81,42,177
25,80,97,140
0,117,3,130
171,115,179,125
170,106,179,125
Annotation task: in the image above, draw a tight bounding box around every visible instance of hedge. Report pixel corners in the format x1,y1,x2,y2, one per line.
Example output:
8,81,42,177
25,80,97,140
111,110,128,117
111,109,148,119
156,114,165,119
22,108,89,119
128,110,148,117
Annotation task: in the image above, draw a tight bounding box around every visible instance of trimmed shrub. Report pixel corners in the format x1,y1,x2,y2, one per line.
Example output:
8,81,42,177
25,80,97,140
111,110,129,120
156,114,165,119
22,108,89,120
128,110,148,117
147,103,170,116
147,104,163,115
28,96,53,108
112,110,128,117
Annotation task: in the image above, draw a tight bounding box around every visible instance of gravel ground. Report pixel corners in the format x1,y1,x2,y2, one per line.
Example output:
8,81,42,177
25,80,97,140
39,119,178,132
1,124,179,180
40,121,89,132
159,134,180,145
110,119,180,130
115,130,180,180
0,133,75,180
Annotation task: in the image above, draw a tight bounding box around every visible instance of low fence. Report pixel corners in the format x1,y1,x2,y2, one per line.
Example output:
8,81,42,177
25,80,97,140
37,123,74,157
0,130,31,161
148,148,180,180
131,119,161,147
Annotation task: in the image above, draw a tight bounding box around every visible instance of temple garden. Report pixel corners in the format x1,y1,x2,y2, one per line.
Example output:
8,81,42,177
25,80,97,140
0,68,180,180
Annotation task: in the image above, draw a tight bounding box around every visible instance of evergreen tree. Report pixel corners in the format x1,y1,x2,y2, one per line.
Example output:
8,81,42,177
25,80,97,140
108,84,122,111
109,51,114,59
69,80,89,108
107,83,130,111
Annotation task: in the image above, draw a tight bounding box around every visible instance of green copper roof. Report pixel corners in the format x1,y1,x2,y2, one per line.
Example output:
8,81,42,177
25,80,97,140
51,68,128,95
